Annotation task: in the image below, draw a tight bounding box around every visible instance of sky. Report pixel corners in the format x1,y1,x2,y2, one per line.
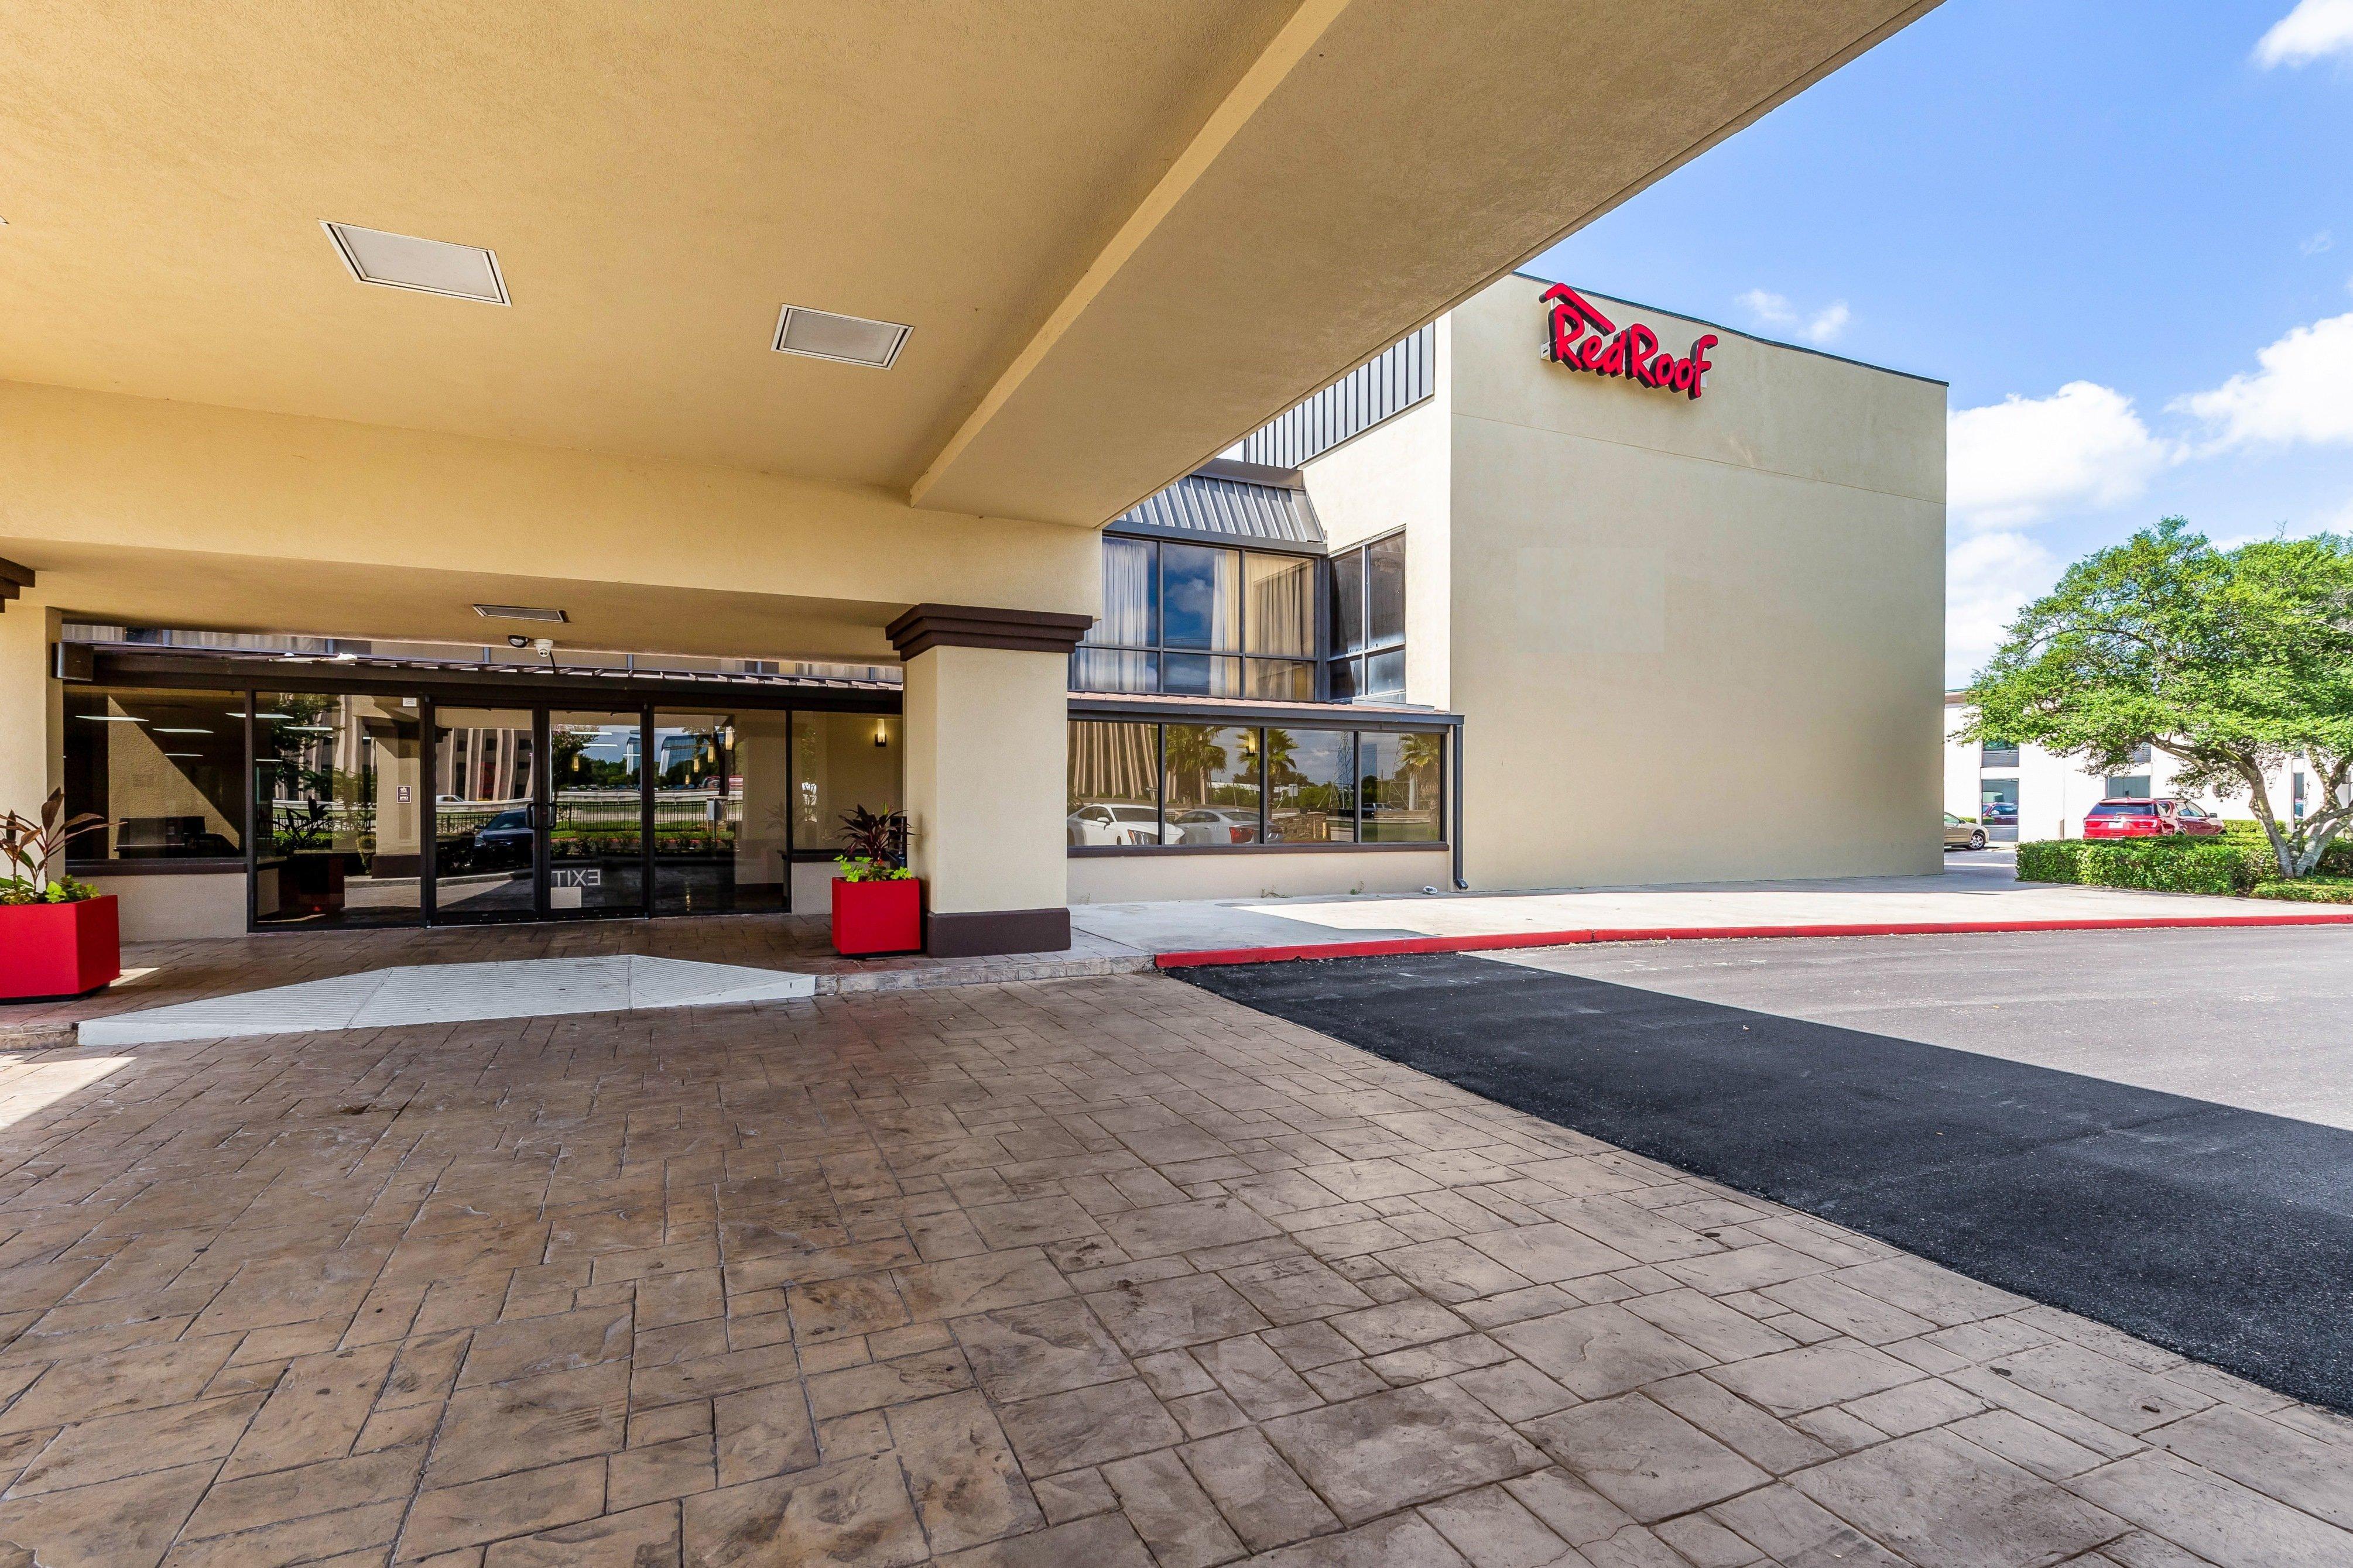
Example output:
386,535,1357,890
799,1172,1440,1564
1527,0,2353,687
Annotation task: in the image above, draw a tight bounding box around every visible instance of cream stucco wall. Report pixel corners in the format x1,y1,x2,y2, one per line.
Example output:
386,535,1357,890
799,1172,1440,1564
0,382,1100,667
1068,847,1450,904
81,872,247,941
1443,277,1946,889
1297,329,1453,710
903,644,1069,917
0,596,63,824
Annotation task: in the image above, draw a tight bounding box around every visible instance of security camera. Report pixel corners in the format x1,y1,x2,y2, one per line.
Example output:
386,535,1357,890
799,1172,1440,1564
507,634,529,649
532,638,555,655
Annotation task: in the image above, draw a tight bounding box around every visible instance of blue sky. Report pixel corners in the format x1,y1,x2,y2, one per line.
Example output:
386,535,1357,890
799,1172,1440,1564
1529,0,2353,685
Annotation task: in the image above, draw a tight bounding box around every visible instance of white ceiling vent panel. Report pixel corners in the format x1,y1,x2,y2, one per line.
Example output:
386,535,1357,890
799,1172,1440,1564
324,222,509,304
772,305,910,368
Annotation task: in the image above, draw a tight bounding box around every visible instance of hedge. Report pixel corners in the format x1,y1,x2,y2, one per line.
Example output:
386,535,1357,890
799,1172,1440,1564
2014,838,2268,895
2250,877,2353,904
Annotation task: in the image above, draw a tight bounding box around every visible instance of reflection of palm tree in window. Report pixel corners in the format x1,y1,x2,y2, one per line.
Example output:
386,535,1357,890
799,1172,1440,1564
1262,728,1299,788
1400,733,1443,796
1165,725,1228,807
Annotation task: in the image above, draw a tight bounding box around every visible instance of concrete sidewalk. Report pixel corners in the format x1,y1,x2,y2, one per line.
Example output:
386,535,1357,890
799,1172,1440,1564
1073,853,2353,963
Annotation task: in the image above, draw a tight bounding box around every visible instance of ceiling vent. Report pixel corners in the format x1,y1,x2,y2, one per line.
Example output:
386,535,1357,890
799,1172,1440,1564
324,221,509,305
772,305,910,368
472,603,567,623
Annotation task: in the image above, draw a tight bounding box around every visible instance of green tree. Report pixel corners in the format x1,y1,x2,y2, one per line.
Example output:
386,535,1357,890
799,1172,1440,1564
1962,519,2353,878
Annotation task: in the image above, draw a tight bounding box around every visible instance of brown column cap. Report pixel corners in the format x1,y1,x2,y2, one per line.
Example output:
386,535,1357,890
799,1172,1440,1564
885,603,1094,660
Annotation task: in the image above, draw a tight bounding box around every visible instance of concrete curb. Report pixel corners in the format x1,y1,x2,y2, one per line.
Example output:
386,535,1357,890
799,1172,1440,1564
1150,910,2353,968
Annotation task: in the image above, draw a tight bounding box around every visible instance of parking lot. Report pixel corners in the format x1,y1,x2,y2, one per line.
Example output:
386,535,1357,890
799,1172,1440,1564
1183,926,2353,1413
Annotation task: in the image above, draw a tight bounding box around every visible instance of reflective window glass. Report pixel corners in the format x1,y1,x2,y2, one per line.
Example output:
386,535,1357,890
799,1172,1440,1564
1359,731,1443,842
1068,721,1163,847
1364,648,1407,700
1164,726,1261,843
1087,537,1158,648
1162,543,1242,651
1267,729,1354,843
793,712,903,853
1366,533,1406,647
1246,660,1314,701
1245,553,1314,657
63,686,245,862
547,711,645,917
656,711,789,915
1330,549,1366,655
249,694,426,927
1070,648,1157,693
430,706,537,924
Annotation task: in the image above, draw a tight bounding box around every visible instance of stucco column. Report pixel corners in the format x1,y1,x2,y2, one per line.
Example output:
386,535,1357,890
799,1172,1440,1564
0,574,63,829
887,605,1091,957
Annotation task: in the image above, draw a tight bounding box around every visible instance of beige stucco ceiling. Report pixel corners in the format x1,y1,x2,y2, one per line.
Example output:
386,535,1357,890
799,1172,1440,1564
0,1,1936,530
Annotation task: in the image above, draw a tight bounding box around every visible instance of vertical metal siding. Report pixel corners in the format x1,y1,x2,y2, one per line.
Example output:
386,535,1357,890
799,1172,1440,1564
1239,324,1434,469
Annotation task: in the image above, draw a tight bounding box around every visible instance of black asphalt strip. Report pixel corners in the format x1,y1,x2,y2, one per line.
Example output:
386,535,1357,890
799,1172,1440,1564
1176,952,2353,1415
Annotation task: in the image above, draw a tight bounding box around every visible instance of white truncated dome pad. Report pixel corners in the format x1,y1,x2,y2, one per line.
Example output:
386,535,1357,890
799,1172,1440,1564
78,956,813,1045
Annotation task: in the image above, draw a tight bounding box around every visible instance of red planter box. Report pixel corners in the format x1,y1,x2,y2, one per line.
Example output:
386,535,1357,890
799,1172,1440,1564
830,876,922,957
0,896,121,1001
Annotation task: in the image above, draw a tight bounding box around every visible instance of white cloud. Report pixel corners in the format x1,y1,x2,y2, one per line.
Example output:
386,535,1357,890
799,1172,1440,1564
2175,311,2353,449
1947,382,2175,530
1947,531,2060,685
2303,229,2335,256
2255,0,2353,66
1735,289,1850,346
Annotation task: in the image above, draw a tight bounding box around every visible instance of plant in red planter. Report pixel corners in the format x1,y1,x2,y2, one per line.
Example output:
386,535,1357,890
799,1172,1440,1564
1,790,119,1001
830,806,920,957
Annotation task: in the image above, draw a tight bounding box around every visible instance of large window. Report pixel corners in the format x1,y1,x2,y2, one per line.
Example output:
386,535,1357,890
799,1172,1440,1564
1359,731,1443,842
792,712,903,854
1067,720,1441,849
63,686,245,862
258,694,429,927
1073,537,1316,699
1329,533,1405,701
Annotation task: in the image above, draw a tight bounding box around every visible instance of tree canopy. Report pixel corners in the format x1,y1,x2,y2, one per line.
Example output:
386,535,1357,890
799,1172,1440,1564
1961,519,2353,877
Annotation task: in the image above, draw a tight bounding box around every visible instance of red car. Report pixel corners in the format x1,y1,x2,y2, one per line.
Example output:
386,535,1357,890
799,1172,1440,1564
2081,797,2222,839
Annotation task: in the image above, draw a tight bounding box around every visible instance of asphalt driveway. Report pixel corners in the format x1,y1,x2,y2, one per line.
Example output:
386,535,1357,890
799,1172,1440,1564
1177,928,2353,1413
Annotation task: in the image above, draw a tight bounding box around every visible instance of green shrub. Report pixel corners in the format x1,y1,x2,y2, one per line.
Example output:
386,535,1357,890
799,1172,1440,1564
2014,838,2269,895
2250,877,2353,904
2015,840,2088,884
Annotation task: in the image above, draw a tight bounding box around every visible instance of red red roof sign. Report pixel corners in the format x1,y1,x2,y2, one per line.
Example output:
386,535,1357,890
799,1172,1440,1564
1541,284,1715,401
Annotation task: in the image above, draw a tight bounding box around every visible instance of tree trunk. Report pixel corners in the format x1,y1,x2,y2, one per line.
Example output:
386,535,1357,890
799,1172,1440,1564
2238,764,2299,879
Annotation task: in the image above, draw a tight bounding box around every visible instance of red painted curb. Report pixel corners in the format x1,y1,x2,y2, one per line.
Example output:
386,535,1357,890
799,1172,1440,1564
1150,910,2353,969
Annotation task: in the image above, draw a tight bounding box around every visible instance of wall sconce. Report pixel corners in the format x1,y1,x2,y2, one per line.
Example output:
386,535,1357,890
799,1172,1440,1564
873,722,889,749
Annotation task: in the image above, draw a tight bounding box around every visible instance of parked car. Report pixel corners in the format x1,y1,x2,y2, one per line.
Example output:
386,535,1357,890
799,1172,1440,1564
1172,808,1261,845
2081,797,2222,839
1943,813,1988,850
1067,803,1178,846
471,808,536,867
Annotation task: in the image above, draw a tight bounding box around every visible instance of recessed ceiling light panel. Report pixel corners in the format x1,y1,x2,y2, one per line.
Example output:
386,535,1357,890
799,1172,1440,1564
472,603,568,623
772,305,910,369
324,221,508,304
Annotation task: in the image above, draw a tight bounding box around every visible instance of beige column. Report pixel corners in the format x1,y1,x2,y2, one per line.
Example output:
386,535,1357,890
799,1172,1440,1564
888,605,1090,957
0,574,63,830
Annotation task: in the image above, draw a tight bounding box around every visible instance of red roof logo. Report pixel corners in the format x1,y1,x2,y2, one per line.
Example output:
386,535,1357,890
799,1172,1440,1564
1540,284,1716,401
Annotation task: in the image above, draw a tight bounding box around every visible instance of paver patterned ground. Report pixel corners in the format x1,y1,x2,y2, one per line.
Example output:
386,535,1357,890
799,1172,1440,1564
0,971,2344,1566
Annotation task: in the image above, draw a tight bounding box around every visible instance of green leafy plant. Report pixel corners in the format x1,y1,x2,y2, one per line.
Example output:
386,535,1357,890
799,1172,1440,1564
2014,837,2274,897
1962,520,2353,879
2250,877,2353,904
1,789,109,904
834,806,913,882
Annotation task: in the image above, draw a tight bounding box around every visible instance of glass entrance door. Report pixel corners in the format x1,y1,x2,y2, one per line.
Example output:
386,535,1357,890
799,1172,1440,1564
430,706,540,923
547,711,645,917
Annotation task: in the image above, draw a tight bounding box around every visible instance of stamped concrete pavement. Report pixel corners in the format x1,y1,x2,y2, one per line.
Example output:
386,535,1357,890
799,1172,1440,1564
0,973,2342,1566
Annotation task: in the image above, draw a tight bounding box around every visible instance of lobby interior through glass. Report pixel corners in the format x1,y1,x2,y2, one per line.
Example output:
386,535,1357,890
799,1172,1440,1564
63,685,902,929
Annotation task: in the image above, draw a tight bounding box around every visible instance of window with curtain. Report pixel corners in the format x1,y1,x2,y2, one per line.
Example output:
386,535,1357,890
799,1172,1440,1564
1327,531,1406,701
1071,536,1315,698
